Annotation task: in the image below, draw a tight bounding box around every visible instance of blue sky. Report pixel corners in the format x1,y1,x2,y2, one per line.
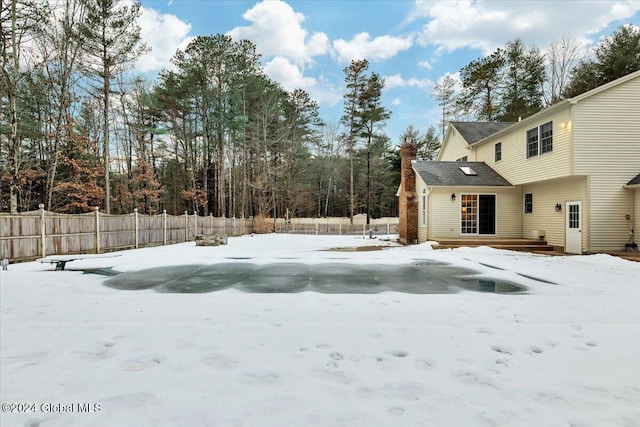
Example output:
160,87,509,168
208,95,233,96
135,0,640,144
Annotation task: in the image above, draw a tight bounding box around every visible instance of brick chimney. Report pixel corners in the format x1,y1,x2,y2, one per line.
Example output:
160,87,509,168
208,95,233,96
398,143,418,244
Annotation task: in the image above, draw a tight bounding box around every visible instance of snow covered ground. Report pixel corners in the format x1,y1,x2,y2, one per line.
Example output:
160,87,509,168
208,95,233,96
1,234,639,427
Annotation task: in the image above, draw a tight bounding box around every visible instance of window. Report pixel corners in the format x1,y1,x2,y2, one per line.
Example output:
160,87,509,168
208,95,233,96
421,189,426,227
526,121,553,158
495,142,502,162
540,122,553,153
524,193,533,214
456,156,468,162
459,166,477,176
461,194,478,234
526,128,538,158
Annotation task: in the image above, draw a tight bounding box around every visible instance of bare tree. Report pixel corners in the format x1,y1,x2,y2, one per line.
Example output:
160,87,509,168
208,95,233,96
35,0,85,211
543,35,584,106
432,74,456,141
0,0,48,213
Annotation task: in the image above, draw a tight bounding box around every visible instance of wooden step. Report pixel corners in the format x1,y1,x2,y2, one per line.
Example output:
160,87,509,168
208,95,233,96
431,238,555,253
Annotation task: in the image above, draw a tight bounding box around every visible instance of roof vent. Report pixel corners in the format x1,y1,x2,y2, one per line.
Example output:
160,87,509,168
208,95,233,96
459,166,477,176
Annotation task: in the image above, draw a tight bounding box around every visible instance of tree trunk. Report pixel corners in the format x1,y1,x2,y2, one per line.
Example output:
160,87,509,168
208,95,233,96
103,54,111,213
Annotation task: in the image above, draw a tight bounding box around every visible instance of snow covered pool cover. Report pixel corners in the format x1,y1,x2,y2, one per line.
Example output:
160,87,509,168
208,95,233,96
101,261,526,294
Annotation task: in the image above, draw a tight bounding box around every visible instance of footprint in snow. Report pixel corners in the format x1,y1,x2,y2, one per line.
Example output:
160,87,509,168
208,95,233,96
453,370,501,390
414,359,434,369
387,350,408,358
388,407,405,416
495,358,509,367
67,341,115,361
491,345,513,356
239,369,280,385
525,346,544,354
330,352,344,361
202,352,237,369
122,355,162,371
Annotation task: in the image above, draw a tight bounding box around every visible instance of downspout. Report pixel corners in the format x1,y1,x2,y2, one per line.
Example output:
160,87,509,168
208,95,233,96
426,188,432,241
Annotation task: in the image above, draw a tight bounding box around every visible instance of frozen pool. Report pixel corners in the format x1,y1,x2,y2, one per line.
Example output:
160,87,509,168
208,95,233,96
100,261,526,294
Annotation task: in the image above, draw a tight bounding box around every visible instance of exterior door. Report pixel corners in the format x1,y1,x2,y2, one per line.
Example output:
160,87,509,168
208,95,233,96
565,201,582,254
478,195,496,235
461,194,496,235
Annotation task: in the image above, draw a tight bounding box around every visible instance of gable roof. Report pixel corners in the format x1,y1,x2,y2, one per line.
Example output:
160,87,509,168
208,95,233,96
451,122,515,145
413,161,512,187
626,173,640,187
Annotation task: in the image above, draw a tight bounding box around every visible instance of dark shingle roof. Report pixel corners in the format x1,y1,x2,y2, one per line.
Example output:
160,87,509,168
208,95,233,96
627,173,640,186
413,161,512,187
451,122,515,145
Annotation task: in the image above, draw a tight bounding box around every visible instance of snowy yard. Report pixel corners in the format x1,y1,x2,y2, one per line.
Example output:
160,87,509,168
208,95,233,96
1,234,639,427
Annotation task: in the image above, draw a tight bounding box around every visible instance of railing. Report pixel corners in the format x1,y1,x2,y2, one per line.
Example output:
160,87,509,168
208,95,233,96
0,205,253,262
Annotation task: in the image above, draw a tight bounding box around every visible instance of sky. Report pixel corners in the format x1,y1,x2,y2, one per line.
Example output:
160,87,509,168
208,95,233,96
134,0,640,144
2,234,639,426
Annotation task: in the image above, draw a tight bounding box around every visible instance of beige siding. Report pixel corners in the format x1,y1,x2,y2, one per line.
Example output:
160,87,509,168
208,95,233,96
474,107,573,185
427,187,521,239
522,176,587,250
438,128,474,161
573,75,640,251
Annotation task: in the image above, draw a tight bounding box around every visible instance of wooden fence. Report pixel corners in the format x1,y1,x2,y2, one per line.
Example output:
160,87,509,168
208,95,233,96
0,205,253,262
274,218,399,236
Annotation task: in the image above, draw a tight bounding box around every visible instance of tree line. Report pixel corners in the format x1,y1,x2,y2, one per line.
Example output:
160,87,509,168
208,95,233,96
2,0,638,219
432,25,640,129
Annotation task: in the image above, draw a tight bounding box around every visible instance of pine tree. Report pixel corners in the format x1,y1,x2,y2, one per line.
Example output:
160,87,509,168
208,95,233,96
564,25,640,97
75,0,147,214
358,72,390,224
341,59,369,223
457,50,504,121
497,39,545,121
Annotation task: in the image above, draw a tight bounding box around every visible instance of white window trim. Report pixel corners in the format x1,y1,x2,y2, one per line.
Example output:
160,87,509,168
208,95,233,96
420,189,427,227
524,193,533,214
459,193,498,236
526,121,553,159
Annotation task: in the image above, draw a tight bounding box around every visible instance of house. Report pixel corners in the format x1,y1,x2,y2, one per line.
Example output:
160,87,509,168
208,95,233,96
398,70,640,253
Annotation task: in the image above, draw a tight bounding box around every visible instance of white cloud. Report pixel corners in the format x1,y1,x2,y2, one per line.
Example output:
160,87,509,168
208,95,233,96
412,0,640,54
418,60,433,70
384,74,433,91
264,57,342,107
433,72,463,96
264,57,316,91
136,6,193,72
392,98,402,106
333,32,414,63
228,0,328,65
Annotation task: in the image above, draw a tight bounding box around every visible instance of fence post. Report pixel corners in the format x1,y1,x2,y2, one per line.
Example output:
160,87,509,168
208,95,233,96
315,223,319,235
134,208,139,249
232,217,236,236
209,214,213,235
163,210,167,246
387,221,390,235
95,206,100,254
39,204,46,257
339,223,342,235
194,212,198,238
184,211,188,242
